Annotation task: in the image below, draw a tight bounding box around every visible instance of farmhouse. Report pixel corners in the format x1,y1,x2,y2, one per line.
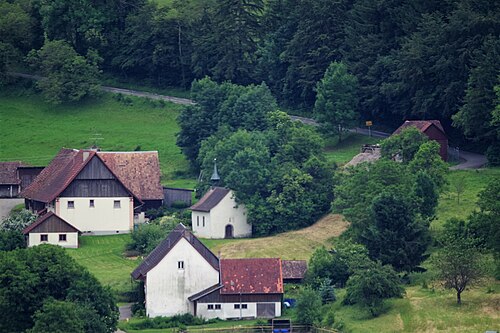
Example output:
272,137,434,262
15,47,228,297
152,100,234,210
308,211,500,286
131,224,283,319
21,148,163,234
393,120,448,161
23,211,80,248
190,187,251,239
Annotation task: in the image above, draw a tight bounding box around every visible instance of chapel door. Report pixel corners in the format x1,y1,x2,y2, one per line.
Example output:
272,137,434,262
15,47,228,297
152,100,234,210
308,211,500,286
225,224,234,238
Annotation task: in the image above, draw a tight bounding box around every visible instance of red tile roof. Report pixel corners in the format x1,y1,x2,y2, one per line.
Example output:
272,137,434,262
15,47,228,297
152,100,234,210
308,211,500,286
22,211,80,234
98,152,163,200
220,258,283,294
0,161,23,185
21,148,163,203
190,187,230,212
393,120,445,135
282,260,307,280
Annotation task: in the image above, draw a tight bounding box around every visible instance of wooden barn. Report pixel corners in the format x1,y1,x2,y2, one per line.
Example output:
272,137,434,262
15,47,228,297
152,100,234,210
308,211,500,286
393,120,448,161
0,162,44,198
163,187,193,207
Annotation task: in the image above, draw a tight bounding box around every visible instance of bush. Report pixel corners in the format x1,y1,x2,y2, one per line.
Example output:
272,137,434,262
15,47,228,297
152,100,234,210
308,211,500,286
486,143,500,166
296,288,322,325
127,223,171,255
129,314,220,330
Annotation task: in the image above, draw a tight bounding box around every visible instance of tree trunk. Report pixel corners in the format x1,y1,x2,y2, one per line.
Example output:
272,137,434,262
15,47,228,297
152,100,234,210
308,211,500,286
456,291,461,305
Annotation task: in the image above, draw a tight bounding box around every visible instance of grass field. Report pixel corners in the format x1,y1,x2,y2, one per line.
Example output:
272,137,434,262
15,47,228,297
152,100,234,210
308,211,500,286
323,132,381,165
118,318,262,333
328,283,500,333
202,214,349,260
433,168,500,229
0,90,191,181
66,234,138,295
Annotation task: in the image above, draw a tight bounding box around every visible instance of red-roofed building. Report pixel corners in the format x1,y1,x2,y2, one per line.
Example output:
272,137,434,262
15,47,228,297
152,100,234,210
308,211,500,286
21,148,163,234
23,212,80,248
393,120,448,161
132,225,284,319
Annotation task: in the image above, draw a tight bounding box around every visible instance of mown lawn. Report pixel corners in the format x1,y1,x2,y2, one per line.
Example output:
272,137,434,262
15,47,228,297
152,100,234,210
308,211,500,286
118,318,262,333
0,90,191,181
323,132,381,165
433,168,500,230
66,234,138,296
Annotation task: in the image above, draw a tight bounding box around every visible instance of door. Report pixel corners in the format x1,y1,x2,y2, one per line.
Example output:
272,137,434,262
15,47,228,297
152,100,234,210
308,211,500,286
225,224,234,238
257,303,275,318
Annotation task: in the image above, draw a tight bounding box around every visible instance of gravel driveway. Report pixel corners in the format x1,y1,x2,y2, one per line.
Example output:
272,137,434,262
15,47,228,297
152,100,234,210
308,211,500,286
0,198,24,221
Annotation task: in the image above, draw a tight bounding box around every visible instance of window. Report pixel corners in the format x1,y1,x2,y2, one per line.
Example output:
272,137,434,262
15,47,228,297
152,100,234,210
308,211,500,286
202,216,205,227
234,304,247,309
178,261,184,269
114,200,121,208
242,304,247,309
197,216,199,227
89,199,95,208
40,234,48,242
234,304,240,309
215,304,221,310
59,234,67,241
67,201,75,209
207,304,214,310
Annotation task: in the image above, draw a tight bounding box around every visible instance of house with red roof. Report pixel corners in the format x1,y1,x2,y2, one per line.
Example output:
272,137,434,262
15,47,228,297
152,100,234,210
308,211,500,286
21,148,163,234
393,120,448,161
190,187,251,239
132,224,284,319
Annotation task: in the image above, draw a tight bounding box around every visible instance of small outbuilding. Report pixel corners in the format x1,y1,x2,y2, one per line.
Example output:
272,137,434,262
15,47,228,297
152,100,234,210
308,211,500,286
190,187,250,239
23,212,80,248
393,120,448,161
282,260,308,284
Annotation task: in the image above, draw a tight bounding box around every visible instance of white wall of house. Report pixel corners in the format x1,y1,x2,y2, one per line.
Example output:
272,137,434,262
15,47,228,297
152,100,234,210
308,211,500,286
57,197,132,233
27,232,78,248
192,191,250,239
197,302,281,320
145,237,219,318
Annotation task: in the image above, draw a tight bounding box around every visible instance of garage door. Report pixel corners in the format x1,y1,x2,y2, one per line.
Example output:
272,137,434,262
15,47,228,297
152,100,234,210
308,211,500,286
256,303,275,318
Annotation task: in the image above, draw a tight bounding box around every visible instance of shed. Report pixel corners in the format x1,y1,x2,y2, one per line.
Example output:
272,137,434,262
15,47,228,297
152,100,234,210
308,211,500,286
393,120,448,161
0,162,22,198
23,212,80,248
163,187,193,207
282,260,307,283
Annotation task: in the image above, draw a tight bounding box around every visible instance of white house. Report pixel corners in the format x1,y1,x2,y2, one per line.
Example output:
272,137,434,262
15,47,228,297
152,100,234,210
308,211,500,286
190,187,251,239
21,148,163,234
22,211,80,248
131,224,283,319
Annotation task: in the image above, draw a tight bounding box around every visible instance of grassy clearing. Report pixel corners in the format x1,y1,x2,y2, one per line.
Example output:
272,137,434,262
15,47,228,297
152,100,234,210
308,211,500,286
329,283,500,333
323,132,381,165
433,168,500,230
0,90,192,181
202,214,349,260
66,234,138,295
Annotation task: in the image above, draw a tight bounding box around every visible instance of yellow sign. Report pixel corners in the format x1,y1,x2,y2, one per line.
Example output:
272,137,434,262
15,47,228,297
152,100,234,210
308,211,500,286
365,121,373,127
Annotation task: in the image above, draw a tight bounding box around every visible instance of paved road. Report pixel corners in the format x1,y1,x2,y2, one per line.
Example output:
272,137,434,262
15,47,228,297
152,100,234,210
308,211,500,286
119,303,133,321
450,150,488,170
11,72,487,169
0,198,23,221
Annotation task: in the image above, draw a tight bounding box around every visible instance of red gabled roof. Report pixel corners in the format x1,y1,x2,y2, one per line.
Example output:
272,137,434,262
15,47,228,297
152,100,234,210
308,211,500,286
20,149,96,203
20,148,163,203
190,187,230,212
393,120,445,136
22,211,80,234
98,151,163,200
0,161,23,185
220,258,283,294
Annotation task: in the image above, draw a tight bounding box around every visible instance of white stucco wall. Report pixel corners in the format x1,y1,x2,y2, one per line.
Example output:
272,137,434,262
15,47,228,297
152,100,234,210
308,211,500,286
197,302,281,320
192,191,251,239
27,232,78,248
145,237,220,318
57,197,132,233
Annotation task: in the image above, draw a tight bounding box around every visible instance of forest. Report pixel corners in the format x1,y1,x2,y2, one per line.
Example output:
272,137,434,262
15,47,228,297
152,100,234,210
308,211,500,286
1,0,499,157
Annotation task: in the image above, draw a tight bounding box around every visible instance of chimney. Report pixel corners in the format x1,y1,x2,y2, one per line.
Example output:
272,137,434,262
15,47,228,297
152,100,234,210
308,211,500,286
82,151,90,162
